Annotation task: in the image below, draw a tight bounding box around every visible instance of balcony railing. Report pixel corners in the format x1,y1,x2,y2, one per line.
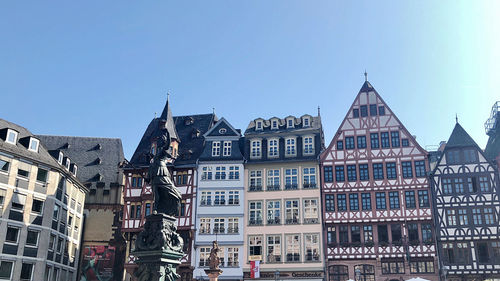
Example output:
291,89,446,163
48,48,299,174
285,218,299,225
249,219,263,226
228,199,240,205
214,199,226,205
267,255,281,263
199,228,211,234
286,253,300,262
227,227,239,234
249,185,262,191
285,183,298,190
303,218,319,224
267,217,281,225
267,185,280,191
200,200,212,206
213,227,225,234
303,183,317,189
227,261,239,267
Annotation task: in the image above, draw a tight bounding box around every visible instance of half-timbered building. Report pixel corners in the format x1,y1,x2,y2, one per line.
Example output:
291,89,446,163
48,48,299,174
194,117,244,281
430,122,500,280
122,98,217,281
320,80,438,281
243,113,325,281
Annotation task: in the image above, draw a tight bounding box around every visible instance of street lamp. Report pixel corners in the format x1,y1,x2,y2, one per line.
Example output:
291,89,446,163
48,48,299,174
354,268,361,281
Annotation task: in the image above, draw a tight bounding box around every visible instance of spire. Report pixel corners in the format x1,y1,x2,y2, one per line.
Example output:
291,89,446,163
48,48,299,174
318,106,321,117
159,94,179,140
364,70,367,82
456,113,458,123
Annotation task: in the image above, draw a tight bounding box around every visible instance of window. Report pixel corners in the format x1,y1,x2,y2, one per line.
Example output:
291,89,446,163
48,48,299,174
373,163,384,180
327,226,337,245
386,162,396,179
337,194,347,211
268,139,279,157
285,168,298,189
29,138,39,152
215,166,226,180
223,141,231,156
351,225,361,243
135,205,141,218
402,162,412,178
287,118,294,128
369,104,377,116
303,168,316,188
361,193,371,210
472,208,483,225
214,191,226,205
484,208,495,225
388,192,400,209
442,178,453,194
201,167,212,181
285,200,299,224
467,177,478,193
381,261,405,274
336,140,343,150
378,225,389,243
447,150,460,164
271,119,279,129
359,164,369,181
267,235,281,263
405,191,416,208
6,130,18,144
370,133,379,149
402,139,409,147
26,230,39,246
410,261,434,273
0,160,9,172
360,105,368,117
145,203,151,216
363,225,373,243
345,137,355,149
303,199,318,223
251,140,261,158
454,178,464,193
418,190,430,207
211,141,220,156
228,166,239,180
5,226,19,243
325,195,335,212
479,176,490,192
353,108,359,118
390,131,400,147
228,218,239,233
347,165,357,182
53,204,60,220
323,166,333,182
421,224,432,242
357,136,366,149
249,236,262,256
256,121,263,130
381,132,390,148
285,234,300,262
305,234,320,261
200,218,211,234
478,242,489,263
329,265,348,281
20,262,34,281
378,106,385,115
228,191,239,205
131,176,143,187
391,224,402,242
32,198,44,214
35,168,48,182
285,138,296,156
267,200,281,225
354,264,375,281
199,247,210,266
339,225,349,244
17,168,29,178
458,209,468,225
303,136,314,154
201,191,212,205
464,149,478,163
349,194,359,211
249,170,262,190
408,223,419,242
335,166,345,182
213,218,225,233
0,260,13,279
376,192,386,209
249,202,263,225
303,118,310,127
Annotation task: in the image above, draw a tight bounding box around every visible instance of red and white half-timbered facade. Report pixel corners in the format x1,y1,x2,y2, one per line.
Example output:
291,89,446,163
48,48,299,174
320,80,438,281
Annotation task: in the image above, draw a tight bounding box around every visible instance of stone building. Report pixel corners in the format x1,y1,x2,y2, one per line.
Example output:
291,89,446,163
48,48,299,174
320,80,438,281
194,117,245,281
37,135,126,281
0,119,88,281
242,114,325,281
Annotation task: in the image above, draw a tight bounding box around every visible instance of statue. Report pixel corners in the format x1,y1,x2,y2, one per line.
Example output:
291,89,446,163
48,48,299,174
146,130,182,216
208,241,221,270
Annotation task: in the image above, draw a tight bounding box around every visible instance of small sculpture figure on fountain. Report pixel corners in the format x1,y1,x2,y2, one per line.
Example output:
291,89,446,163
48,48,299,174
205,241,223,281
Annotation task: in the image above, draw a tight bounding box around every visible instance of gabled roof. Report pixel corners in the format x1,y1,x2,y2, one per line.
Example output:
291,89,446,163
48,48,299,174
204,117,240,138
445,122,479,149
159,97,179,141
37,135,125,188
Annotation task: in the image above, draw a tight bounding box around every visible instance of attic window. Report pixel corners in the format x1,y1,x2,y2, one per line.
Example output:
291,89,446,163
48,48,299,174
219,128,227,134
271,120,278,130
287,118,294,128
28,138,39,152
64,158,71,170
71,164,78,176
303,118,310,127
6,129,18,145
58,152,64,164
256,121,263,130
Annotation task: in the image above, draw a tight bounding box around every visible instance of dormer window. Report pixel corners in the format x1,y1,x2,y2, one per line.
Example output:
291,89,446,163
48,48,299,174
271,120,279,130
6,129,18,144
212,142,221,156
28,138,39,152
58,152,64,164
63,157,71,170
287,118,294,128
256,121,263,130
71,164,78,176
303,118,310,127
250,140,262,159
223,141,232,156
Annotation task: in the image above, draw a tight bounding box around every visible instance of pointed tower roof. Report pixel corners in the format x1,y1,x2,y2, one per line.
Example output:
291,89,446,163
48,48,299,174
159,96,179,141
359,81,374,93
445,122,478,149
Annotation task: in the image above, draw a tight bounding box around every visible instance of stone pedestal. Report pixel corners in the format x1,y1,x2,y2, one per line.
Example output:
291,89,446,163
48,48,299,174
204,269,223,281
133,214,184,281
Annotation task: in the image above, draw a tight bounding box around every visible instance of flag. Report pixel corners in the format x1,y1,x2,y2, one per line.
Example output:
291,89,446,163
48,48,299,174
250,260,260,279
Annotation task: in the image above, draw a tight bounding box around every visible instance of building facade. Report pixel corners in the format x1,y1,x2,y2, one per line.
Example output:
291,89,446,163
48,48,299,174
320,81,438,281
37,135,126,281
121,98,217,281
243,114,325,281
0,119,88,281
430,123,500,280
194,118,244,280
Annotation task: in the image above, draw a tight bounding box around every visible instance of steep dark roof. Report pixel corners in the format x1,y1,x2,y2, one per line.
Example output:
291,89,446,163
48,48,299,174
37,135,125,188
245,115,322,135
359,81,374,92
199,118,244,162
129,114,217,168
159,97,179,141
445,123,479,149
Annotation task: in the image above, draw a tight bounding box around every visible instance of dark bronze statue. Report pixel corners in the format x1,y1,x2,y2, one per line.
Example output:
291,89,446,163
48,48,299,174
208,241,221,270
146,130,182,216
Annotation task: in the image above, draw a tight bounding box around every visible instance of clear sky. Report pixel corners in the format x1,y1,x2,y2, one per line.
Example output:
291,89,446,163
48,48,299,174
1,1,499,159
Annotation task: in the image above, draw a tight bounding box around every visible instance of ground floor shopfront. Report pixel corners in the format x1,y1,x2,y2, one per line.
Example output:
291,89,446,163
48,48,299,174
243,269,324,281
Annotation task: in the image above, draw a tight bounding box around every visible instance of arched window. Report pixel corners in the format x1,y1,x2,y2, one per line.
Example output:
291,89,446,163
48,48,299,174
328,265,348,281
354,264,375,281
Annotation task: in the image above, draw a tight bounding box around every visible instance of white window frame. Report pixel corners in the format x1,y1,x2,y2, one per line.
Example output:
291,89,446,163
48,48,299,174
249,170,262,190
28,138,39,152
200,218,211,234
57,152,64,164
303,136,314,155
227,247,239,267
271,119,279,130
0,260,14,280
268,138,279,158
212,142,221,157
285,137,296,157
303,117,310,127
285,234,301,262
267,169,280,190
5,129,18,145
303,198,319,223
213,218,225,234
5,226,20,244
25,229,40,247
256,120,263,130
303,167,316,188
285,199,300,224
286,118,295,128
64,158,70,170
251,140,261,159
304,233,320,261
199,247,211,267
223,141,232,156
228,217,239,233
266,234,282,263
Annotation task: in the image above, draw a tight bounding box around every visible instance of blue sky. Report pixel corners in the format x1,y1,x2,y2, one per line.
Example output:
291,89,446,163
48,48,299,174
1,1,499,158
